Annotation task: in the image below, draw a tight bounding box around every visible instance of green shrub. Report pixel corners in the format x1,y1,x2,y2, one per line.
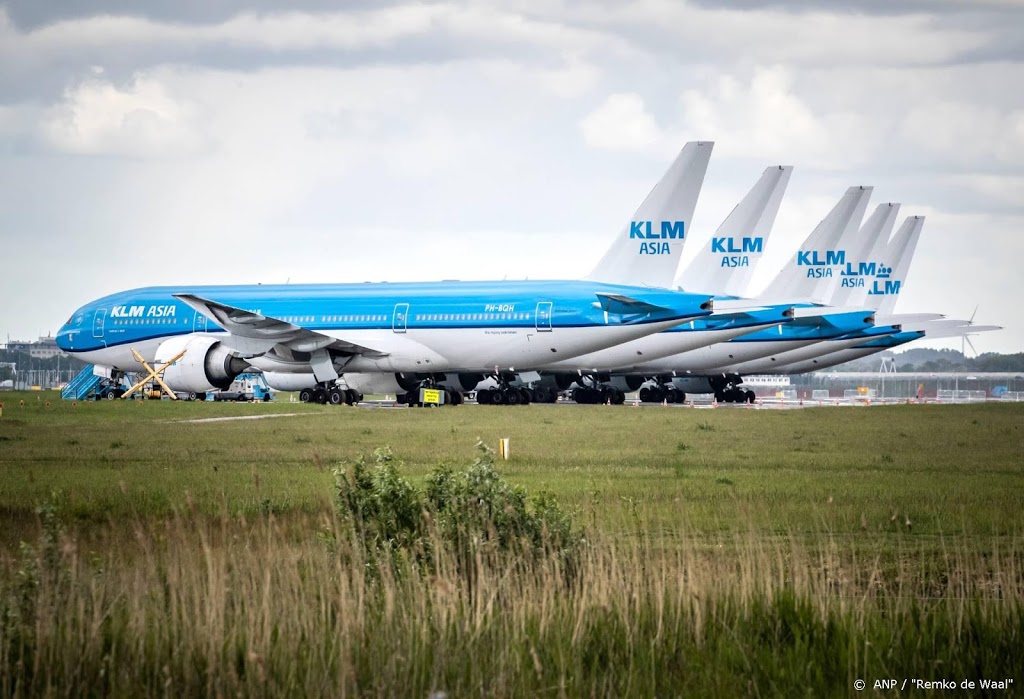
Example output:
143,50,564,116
333,441,581,577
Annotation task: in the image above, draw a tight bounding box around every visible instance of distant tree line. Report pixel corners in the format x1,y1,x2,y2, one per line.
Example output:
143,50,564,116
832,349,1024,373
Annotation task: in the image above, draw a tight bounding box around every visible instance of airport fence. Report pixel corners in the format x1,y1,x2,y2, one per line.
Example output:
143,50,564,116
936,389,987,403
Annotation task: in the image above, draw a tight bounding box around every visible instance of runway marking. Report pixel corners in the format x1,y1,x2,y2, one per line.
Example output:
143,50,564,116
181,413,302,424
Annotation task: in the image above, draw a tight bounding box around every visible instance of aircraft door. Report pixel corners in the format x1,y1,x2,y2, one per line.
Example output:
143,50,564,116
535,301,553,332
393,303,409,333
194,312,208,333
92,309,106,338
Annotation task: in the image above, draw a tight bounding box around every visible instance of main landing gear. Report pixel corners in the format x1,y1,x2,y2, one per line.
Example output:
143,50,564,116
475,375,557,406
708,375,755,404
299,382,363,405
569,379,626,405
638,380,685,404
713,387,756,404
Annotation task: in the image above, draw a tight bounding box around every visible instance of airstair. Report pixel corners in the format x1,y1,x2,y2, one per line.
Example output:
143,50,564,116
61,366,103,400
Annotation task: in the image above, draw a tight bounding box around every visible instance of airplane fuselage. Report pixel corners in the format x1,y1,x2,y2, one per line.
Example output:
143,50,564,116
55,280,712,375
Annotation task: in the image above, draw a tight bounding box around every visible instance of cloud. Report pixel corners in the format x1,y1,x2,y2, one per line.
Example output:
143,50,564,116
675,66,872,167
39,74,205,157
580,93,662,151
901,100,1024,167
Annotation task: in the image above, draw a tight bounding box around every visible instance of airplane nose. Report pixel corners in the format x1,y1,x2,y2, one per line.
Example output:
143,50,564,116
56,326,72,351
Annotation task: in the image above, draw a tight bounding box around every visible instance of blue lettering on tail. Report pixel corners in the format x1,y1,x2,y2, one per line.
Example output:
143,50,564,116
629,220,685,240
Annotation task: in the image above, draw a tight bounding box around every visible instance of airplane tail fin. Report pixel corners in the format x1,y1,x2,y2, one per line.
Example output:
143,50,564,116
587,141,713,288
756,186,872,304
871,216,925,315
678,165,793,297
828,202,901,307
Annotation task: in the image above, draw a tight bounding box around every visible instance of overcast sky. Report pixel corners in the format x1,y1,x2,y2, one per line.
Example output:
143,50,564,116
1,0,1021,354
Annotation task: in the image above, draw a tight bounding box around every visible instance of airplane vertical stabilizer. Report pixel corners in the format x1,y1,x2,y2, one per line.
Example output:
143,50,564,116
587,141,713,288
678,165,793,297
828,202,900,308
757,185,872,304
873,216,924,315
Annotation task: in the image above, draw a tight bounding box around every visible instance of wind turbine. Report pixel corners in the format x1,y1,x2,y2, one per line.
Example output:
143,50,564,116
961,305,979,362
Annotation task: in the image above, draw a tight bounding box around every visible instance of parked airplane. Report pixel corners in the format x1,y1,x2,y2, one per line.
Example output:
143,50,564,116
55,144,722,403
55,281,716,403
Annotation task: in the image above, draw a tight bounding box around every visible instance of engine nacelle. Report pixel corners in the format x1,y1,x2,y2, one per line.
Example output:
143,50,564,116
156,335,249,393
263,372,318,392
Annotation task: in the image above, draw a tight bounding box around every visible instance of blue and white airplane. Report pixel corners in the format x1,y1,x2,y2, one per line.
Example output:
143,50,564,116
55,272,715,405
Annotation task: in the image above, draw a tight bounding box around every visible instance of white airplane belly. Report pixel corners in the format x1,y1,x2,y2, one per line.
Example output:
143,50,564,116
632,338,822,373
349,320,698,373
722,335,888,374
536,325,773,372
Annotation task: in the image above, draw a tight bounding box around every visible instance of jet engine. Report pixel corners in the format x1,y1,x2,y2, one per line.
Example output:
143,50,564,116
155,335,249,393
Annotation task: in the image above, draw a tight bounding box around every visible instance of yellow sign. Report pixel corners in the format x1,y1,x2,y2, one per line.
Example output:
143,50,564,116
421,388,442,404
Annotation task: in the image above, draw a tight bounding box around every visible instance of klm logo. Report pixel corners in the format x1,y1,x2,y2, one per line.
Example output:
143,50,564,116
712,236,763,267
111,305,144,318
841,261,893,288
797,249,845,278
869,279,901,296
111,304,177,318
630,220,685,256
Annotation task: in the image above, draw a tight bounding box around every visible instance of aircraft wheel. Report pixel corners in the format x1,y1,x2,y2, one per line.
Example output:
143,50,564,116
299,388,313,403
345,389,359,405
312,388,328,404
328,387,345,405
519,388,533,404
450,390,463,406
196,392,207,402
611,388,626,405
476,389,491,405
714,391,725,404
745,390,756,404
503,388,521,405
638,387,652,402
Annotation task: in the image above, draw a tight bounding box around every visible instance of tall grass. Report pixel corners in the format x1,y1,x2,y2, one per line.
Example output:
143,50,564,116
2,505,1021,696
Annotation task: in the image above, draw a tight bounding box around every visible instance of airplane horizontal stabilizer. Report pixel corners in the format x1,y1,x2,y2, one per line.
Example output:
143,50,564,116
595,292,713,316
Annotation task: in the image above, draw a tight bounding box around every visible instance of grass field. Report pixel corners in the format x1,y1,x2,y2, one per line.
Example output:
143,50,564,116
1,393,1022,695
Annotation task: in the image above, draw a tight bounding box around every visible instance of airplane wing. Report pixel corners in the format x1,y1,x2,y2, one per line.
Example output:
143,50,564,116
173,293,390,358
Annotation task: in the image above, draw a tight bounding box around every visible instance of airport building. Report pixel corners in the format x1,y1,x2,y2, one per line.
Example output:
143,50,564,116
3,335,65,359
